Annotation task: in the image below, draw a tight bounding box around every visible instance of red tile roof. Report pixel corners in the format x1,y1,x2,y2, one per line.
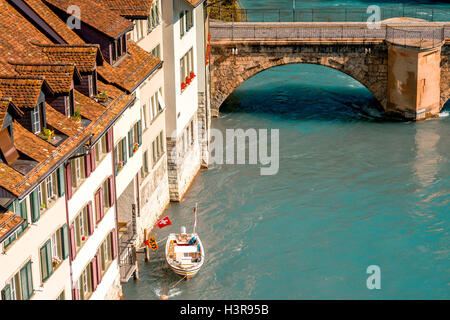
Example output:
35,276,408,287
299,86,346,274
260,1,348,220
21,0,85,45
46,104,84,137
35,43,103,73
0,76,53,109
44,0,134,39
13,121,56,162
98,43,161,92
0,211,24,243
96,0,152,18
12,62,80,93
184,0,206,7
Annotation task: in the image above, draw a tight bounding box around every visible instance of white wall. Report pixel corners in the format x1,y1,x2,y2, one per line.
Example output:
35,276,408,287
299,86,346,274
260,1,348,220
0,196,71,300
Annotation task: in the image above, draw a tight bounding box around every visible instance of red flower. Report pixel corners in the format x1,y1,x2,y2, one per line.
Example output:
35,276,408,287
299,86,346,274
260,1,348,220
181,82,187,90
186,76,191,85
190,72,196,79
82,236,86,241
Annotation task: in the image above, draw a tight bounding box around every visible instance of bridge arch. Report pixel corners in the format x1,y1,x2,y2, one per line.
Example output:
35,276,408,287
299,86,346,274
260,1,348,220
210,42,389,116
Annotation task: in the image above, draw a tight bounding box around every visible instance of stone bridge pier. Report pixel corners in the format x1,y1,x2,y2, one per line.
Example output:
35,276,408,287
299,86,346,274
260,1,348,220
210,36,449,120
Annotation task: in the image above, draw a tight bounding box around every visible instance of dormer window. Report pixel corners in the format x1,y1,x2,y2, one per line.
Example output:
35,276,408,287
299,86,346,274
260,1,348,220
112,35,127,64
64,90,74,117
31,103,43,134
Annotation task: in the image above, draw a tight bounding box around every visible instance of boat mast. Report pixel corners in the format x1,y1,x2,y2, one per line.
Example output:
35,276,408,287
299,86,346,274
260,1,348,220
193,203,198,234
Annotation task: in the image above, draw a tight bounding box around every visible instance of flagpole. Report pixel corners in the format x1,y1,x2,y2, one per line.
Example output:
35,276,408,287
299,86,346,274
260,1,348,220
193,203,198,234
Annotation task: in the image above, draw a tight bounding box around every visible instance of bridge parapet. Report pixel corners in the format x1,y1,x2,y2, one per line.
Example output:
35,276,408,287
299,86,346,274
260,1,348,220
210,21,449,47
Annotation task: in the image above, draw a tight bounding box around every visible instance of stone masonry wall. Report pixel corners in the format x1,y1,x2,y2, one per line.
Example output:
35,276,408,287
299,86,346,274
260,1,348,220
166,114,201,201
137,154,170,245
441,44,450,109
210,41,389,115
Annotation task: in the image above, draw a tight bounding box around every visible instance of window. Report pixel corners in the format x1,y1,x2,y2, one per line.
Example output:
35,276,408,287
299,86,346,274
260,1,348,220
180,9,193,37
149,88,163,121
73,206,89,249
127,121,142,158
151,131,165,166
71,156,86,189
141,105,148,131
94,134,108,165
141,150,149,179
56,290,65,300
1,260,33,300
180,48,195,91
148,0,160,33
3,199,29,249
64,96,71,117
190,121,195,145
112,35,127,64
151,44,161,59
45,172,58,204
31,103,42,134
64,90,74,117
99,235,113,274
40,225,69,282
102,179,111,211
135,19,145,41
78,265,92,300
114,138,127,175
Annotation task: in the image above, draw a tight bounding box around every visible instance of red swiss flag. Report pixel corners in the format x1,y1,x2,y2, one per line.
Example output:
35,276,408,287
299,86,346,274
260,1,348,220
156,217,172,229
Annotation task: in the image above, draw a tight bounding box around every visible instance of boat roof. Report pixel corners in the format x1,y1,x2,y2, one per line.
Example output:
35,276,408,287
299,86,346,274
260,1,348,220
174,245,198,253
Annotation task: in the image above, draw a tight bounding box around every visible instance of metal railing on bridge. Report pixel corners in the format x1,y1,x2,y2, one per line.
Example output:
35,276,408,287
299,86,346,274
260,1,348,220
210,23,447,50
386,26,446,49
208,5,450,23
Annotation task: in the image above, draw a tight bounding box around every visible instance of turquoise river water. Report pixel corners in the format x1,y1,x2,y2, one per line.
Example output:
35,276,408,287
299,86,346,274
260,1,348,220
123,1,450,300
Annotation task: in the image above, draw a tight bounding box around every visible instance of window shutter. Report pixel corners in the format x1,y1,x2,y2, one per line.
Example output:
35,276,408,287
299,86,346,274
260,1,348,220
72,288,80,300
85,153,91,178
180,12,184,37
30,188,40,222
122,139,128,165
90,148,96,172
96,252,102,284
108,176,115,207
94,189,102,224
1,284,11,300
87,201,94,235
57,165,65,197
65,163,72,200
69,225,77,260
41,240,52,281
137,120,142,146
106,129,113,153
61,224,70,260
128,130,133,158
91,256,98,291
39,245,47,281
7,200,15,213
99,187,105,220
111,228,118,259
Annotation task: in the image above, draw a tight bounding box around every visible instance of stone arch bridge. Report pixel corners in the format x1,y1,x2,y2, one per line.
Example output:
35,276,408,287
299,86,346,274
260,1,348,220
209,21,450,120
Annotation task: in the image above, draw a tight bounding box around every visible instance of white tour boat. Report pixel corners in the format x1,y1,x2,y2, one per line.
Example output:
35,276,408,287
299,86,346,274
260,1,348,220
165,226,205,279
